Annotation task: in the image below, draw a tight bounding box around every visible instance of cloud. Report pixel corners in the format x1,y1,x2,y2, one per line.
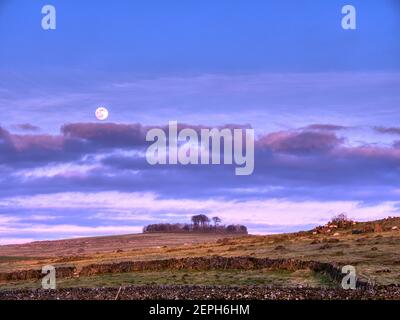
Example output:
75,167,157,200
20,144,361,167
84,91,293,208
2,121,400,242
0,238,35,245
4,72,400,136
0,215,20,224
0,122,252,169
1,122,400,203
14,163,100,179
1,71,400,241
0,192,398,234
12,123,41,132
0,223,143,237
256,130,344,154
375,126,400,135
61,123,148,148
304,124,347,131
0,127,71,168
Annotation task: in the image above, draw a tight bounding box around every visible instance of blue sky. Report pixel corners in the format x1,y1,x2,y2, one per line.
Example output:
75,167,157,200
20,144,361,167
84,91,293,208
1,0,400,77
1,0,400,243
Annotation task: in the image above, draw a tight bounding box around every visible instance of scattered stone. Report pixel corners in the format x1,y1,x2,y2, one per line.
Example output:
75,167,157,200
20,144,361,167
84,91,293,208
376,269,391,274
1,285,400,300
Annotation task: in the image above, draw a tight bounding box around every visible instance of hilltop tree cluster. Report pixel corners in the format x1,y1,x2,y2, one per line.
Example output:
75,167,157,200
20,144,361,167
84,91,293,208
143,215,248,234
313,213,355,234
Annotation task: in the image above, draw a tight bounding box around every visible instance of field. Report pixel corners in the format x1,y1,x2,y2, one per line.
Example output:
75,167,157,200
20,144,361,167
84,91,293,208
1,217,400,299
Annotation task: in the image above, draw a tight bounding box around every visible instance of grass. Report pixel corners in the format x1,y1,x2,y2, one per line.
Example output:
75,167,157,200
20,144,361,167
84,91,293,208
1,219,400,287
0,268,337,291
0,256,39,263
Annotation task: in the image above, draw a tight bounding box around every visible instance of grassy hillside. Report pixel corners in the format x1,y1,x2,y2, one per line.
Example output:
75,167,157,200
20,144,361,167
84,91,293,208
1,217,400,289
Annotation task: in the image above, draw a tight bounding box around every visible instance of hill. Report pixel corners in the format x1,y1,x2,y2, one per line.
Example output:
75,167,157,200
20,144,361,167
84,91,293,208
1,216,400,299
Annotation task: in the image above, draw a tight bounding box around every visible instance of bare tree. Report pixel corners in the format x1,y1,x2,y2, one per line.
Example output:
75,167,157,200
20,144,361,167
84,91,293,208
197,214,210,228
331,212,352,228
143,221,248,234
191,215,200,228
212,216,221,228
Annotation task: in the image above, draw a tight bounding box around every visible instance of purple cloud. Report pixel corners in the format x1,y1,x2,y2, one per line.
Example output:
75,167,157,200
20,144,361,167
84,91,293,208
256,130,344,154
304,124,347,131
375,126,400,135
0,122,400,205
12,123,41,132
61,123,148,148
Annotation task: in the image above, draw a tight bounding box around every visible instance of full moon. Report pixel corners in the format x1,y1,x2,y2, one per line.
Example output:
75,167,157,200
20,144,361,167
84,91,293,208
95,107,109,121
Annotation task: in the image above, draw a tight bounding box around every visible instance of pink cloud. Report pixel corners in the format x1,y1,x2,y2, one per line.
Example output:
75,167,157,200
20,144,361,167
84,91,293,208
257,130,344,154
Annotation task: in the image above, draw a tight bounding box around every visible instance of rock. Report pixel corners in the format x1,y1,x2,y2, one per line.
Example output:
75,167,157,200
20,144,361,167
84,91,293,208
2,284,400,300
376,269,391,274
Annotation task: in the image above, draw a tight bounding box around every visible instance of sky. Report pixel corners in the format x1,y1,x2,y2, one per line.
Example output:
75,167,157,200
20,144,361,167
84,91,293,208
1,0,400,244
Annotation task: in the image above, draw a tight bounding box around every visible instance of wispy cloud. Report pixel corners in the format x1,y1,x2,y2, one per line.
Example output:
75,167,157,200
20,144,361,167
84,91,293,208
1,71,400,242
0,238,35,245
1,192,399,231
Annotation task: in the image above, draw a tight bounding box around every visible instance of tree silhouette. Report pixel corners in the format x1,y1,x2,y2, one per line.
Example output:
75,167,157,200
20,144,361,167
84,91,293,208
212,216,221,228
192,214,210,229
144,214,247,234
199,214,209,228
191,215,200,228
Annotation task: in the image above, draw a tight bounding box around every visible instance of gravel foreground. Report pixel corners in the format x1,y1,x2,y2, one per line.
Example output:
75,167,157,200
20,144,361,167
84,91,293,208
1,285,400,300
